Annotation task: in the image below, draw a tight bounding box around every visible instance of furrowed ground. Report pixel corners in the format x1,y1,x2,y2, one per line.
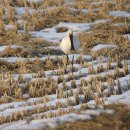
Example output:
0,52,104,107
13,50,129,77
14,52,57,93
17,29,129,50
0,0,130,130
54,104,130,130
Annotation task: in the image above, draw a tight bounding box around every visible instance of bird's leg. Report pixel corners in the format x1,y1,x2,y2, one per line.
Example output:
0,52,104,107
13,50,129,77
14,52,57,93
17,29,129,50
72,55,74,73
64,54,69,74
66,54,69,65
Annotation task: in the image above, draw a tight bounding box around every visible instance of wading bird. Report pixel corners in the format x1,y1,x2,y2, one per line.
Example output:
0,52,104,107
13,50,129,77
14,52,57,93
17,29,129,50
60,29,80,73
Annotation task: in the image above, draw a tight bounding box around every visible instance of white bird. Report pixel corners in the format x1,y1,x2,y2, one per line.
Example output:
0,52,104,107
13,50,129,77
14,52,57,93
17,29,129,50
60,29,80,73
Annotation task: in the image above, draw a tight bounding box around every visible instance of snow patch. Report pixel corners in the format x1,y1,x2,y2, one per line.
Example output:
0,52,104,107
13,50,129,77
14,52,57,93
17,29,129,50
29,22,91,43
0,45,21,53
109,11,130,18
27,0,43,4
92,44,117,51
4,25,16,31
124,34,130,42
15,7,36,15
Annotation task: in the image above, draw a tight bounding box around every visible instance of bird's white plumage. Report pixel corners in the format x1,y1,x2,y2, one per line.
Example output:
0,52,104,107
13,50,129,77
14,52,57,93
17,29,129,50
60,35,71,54
60,29,80,54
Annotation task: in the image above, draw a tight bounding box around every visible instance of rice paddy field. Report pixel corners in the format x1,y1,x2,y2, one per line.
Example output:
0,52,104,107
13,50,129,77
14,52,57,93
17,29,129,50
0,0,130,130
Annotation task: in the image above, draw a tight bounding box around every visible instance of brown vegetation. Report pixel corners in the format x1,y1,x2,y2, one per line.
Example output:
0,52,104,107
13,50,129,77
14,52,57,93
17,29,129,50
54,104,130,130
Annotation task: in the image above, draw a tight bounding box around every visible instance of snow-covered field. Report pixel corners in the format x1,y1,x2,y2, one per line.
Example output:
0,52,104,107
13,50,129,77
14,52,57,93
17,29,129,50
0,0,130,130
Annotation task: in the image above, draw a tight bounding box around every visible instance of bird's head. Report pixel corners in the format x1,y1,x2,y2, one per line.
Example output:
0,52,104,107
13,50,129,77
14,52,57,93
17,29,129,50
67,29,73,37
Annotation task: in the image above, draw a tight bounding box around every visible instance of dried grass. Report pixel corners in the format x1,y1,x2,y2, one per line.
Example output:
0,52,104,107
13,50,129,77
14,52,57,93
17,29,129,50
54,104,130,130
0,0,129,127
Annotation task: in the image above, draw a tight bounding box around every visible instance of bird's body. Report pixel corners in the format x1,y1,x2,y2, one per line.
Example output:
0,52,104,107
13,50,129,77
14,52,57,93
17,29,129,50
60,29,80,73
60,30,80,54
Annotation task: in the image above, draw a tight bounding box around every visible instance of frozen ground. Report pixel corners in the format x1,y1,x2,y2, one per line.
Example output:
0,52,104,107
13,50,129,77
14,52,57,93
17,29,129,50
0,90,129,130
0,0,130,130
109,11,130,18
92,44,117,51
